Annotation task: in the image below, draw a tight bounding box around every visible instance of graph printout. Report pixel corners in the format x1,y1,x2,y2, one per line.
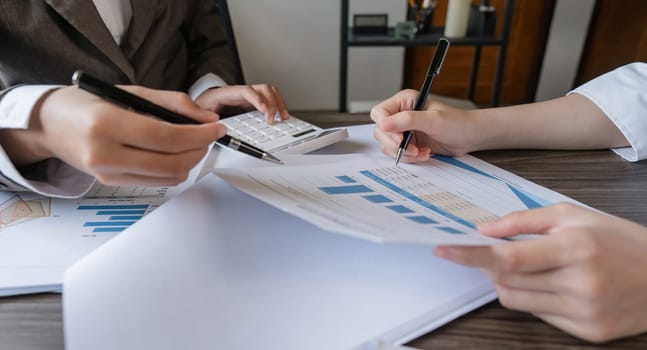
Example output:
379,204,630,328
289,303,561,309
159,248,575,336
0,156,208,295
214,154,581,246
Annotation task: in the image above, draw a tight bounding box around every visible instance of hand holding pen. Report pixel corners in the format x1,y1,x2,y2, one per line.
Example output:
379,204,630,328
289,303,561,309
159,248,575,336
395,38,449,165
370,38,455,164
72,71,282,165
6,81,232,187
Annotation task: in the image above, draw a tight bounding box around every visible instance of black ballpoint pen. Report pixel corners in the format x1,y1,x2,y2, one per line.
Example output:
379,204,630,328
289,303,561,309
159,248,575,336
71,70,283,164
395,38,449,166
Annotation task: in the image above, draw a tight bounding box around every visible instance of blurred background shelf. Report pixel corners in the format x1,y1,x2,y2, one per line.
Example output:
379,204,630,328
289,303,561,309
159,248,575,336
339,0,514,112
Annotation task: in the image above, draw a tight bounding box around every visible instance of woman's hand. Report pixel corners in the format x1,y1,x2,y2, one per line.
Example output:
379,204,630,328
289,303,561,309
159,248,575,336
196,84,290,124
370,89,479,163
1,85,227,186
434,203,647,342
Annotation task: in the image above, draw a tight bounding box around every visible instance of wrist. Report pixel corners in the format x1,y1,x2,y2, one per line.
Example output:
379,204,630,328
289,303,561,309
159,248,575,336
0,89,58,166
195,87,224,113
27,88,59,160
0,127,50,166
465,108,504,152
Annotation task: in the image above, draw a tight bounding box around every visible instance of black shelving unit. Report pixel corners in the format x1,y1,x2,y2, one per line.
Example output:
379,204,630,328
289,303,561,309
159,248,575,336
339,0,514,112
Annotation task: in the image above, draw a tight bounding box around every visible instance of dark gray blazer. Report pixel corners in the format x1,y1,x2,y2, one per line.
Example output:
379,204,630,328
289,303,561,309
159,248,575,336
0,0,237,191
0,0,237,89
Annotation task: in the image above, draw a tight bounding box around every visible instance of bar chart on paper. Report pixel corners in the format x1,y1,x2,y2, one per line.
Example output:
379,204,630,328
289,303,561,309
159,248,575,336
78,203,151,234
74,181,192,236
318,171,488,233
214,154,572,246
0,170,202,295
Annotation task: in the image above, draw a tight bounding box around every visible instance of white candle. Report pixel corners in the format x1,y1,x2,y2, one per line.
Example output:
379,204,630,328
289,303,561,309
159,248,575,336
444,0,471,37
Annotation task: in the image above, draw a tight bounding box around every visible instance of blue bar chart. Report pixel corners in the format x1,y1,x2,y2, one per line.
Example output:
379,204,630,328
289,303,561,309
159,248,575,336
314,156,553,237
78,204,150,233
214,153,563,245
318,172,471,234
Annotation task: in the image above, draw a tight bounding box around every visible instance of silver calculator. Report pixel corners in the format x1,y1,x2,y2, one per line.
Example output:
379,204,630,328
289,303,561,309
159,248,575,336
219,111,348,154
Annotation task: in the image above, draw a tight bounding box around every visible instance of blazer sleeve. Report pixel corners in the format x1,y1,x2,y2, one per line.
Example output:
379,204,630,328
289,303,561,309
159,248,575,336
569,62,647,162
183,0,238,88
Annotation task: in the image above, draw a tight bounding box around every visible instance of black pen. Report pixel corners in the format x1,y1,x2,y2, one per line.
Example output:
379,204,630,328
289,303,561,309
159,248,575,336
395,38,449,166
71,70,283,165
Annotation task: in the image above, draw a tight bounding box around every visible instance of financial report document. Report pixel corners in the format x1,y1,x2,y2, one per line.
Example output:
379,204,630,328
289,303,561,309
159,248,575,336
0,158,206,296
214,154,581,246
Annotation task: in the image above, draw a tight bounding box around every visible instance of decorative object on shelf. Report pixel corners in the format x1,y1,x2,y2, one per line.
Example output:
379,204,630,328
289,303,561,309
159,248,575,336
407,0,437,33
467,3,497,36
395,21,417,40
444,0,471,37
339,0,515,112
352,14,388,35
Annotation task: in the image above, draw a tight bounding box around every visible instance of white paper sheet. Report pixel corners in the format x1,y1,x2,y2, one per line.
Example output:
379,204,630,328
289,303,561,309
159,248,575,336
214,153,582,246
64,124,502,350
64,173,497,350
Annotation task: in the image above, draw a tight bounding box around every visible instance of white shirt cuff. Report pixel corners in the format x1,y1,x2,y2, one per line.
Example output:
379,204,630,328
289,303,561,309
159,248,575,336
0,85,62,129
188,73,228,101
0,85,95,197
568,62,647,162
0,147,95,198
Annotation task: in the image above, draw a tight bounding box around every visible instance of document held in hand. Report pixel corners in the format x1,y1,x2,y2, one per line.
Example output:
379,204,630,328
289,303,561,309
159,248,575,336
214,153,583,246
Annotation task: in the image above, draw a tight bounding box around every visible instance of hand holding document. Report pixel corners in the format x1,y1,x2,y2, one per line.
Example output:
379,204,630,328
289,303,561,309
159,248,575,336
214,153,583,246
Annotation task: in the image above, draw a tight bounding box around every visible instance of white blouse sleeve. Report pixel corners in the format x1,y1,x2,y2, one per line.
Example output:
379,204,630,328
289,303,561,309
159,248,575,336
569,62,647,162
188,73,228,100
0,85,95,197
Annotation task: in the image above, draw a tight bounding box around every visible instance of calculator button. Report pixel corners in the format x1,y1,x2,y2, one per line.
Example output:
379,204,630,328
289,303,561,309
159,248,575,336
236,126,253,134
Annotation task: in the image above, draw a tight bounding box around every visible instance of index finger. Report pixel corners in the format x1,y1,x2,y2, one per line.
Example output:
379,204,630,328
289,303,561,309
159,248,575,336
106,110,227,153
370,89,419,124
119,86,219,123
433,234,574,273
269,85,290,121
477,203,590,238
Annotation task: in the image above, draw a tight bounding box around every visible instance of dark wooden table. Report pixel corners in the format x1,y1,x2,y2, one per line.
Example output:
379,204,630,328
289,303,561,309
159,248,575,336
2,112,647,350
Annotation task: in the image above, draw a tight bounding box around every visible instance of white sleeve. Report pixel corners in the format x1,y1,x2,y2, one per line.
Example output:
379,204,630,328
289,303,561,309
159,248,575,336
0,85,95,198
568,62,647,162
187,73,228,100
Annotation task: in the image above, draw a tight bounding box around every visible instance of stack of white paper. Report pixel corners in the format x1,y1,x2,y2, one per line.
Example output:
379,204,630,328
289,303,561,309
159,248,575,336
63,125,499,350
